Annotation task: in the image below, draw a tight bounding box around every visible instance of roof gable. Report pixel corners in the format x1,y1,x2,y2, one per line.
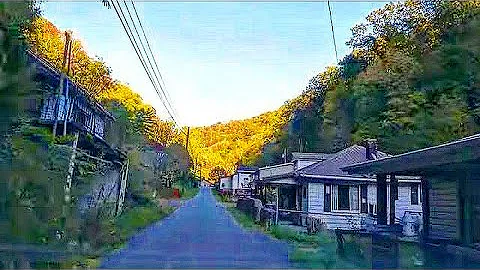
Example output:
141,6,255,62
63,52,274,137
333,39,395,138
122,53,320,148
297,145,389,177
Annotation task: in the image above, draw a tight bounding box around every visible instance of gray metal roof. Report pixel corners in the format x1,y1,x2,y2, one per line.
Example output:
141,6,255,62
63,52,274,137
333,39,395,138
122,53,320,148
297,145,390,177
237,165,258,172
291,152,333,161
342,134,480,175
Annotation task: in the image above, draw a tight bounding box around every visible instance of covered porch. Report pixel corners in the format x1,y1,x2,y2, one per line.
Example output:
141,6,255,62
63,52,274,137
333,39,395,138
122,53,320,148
343,134,480,249
254,178,307,226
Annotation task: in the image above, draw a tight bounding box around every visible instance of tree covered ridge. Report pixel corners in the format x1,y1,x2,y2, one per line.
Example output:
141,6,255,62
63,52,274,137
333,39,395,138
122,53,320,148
188,89,319,179
261,0,480,165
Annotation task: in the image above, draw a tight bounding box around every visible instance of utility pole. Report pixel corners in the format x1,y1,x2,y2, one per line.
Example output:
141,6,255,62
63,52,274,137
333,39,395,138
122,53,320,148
185,126,190,153
62,31,74,136
53,31,72,137
199,163,202,185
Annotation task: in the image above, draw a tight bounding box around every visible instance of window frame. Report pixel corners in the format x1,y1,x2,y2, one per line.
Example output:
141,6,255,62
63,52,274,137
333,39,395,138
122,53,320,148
411,183,420,205
327,184,361,213
338,185,350,210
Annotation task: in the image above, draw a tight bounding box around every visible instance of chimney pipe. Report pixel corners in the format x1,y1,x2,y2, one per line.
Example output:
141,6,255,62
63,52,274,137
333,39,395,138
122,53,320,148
363,139,378,160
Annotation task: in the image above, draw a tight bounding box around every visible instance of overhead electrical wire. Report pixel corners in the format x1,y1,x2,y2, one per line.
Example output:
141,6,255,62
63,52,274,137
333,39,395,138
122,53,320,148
327,0,339,63
118,0,181,128
131,2,179,121
110,0,186,135
124,1,181,123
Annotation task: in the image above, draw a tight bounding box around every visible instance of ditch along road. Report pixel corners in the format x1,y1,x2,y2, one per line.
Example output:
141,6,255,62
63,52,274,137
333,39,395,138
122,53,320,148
101,187,291,268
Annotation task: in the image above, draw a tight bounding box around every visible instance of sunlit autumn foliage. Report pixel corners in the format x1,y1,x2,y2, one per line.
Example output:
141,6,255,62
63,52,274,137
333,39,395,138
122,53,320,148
186,91,318,180
26,17,182,147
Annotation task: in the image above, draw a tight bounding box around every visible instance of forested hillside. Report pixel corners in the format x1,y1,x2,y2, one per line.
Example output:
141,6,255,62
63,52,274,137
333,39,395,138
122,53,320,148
254,0,480,165
187,90,319,179
180,0,480,180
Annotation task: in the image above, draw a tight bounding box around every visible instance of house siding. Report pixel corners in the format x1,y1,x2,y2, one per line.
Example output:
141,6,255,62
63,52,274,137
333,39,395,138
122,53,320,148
220,177,232,190
232,172,253,190
396,184,422,221
308,183,323,213
428,177,458,241
309,212,375,230
304,181,421,230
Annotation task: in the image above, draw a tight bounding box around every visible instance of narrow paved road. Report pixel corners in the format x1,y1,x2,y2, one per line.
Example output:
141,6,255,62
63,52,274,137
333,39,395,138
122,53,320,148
101,188,291,268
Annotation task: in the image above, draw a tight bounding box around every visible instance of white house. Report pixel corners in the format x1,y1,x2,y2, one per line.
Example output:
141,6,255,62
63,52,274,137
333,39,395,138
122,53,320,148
255,142,422,232
232,166,257,196
219,176,232,192
200,180,211,188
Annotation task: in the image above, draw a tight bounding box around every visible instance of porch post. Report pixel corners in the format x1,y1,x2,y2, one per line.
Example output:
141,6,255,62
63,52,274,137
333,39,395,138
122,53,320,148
276,186,279,225
296,186,300,211
377,174,387,225
389,174,398,225
421,176,429,239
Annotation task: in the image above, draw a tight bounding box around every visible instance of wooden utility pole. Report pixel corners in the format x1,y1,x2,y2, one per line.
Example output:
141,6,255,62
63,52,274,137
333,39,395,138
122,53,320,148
185,127,190,153
62,33,74,136
53,31,73,137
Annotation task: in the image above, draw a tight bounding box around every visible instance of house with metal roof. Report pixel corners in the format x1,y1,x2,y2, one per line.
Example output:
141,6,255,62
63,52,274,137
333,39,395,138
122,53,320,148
297,143,422,231
255,140,423,232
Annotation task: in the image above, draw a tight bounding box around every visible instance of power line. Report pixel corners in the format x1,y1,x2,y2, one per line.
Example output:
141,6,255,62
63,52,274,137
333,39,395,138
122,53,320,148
130,1,180,121
118,0,179,127
110,0,185,134
124,1,181,123
327,0,339,63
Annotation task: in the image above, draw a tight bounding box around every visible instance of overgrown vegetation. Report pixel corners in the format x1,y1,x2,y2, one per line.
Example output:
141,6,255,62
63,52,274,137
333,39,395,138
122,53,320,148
0,2,196,268
214,195,367,268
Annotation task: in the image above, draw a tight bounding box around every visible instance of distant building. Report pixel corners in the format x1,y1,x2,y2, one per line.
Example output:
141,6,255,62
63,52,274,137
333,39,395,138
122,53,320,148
200,180,210,188
232,166,258,196
219,176,232,192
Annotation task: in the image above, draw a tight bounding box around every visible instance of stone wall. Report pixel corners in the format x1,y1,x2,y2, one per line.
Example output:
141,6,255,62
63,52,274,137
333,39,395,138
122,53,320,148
236,197,276,229
78,168,122,217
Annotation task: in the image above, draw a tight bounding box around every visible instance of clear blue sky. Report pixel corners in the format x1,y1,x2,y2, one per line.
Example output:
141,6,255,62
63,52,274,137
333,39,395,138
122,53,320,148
41,1,387,127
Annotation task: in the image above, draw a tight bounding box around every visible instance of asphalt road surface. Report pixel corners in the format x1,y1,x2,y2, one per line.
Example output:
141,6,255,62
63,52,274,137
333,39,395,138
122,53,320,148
101,188,291,268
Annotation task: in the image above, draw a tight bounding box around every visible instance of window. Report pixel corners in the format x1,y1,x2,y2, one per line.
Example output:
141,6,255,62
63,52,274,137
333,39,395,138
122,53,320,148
411,183,419,205
360,185,368,213
338,185,350,210
303,186,307,199
324,184,331,212
329,185,360,212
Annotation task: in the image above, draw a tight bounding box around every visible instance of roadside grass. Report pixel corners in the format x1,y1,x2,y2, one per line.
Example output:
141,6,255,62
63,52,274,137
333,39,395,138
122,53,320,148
55,203,175,269
212,189,233,203
213,193,368,269
226,205,263,231
180,187,199,200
